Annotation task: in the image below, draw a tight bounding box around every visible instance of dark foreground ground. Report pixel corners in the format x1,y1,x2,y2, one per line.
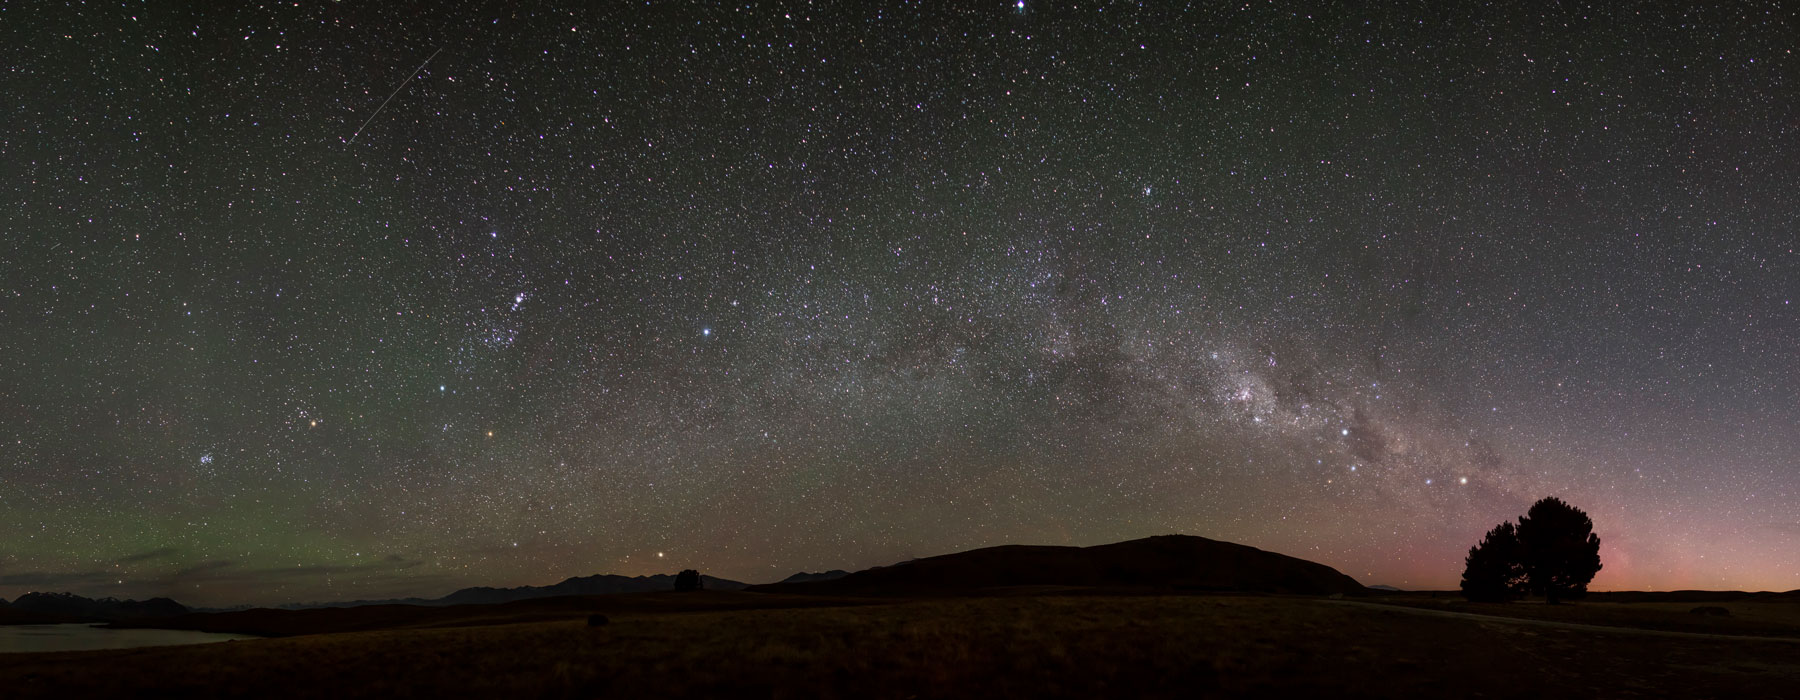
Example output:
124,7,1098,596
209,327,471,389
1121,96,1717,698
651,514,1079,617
2,592,1796,699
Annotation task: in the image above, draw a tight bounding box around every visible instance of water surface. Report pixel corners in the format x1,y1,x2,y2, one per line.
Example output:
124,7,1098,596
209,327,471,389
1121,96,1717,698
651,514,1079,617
0,624,258,653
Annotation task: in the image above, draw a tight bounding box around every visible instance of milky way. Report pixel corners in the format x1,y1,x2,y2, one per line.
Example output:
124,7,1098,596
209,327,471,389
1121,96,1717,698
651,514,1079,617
3,2,1796,605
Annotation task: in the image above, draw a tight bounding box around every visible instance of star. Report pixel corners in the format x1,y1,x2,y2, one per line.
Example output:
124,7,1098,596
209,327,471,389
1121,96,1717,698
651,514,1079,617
7,1,1792,607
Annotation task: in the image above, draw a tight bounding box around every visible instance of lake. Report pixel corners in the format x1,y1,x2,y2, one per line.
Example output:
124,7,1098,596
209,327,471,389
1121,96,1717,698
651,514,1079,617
0,624,259,653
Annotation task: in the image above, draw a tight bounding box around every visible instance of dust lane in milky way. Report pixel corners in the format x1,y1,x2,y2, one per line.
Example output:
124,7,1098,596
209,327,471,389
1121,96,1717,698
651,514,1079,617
2,2,1796,606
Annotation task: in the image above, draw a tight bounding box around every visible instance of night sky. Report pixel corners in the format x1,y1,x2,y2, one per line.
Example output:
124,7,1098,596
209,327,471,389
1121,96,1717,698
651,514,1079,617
4,2,1796,607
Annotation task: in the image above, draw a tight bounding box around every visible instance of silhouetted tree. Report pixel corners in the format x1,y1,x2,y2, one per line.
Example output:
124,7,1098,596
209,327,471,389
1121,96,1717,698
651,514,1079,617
1460,497,1603,604
674,569,702,592
1515,497,1602,604
1460,521,1526,602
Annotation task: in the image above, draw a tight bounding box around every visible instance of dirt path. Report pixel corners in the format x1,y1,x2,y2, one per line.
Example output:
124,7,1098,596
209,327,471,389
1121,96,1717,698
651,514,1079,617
1329,600,1800,644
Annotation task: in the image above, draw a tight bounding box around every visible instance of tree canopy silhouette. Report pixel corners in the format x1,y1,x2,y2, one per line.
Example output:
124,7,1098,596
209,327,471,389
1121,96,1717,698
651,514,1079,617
674,569,703,592
1460,521,1525,602
1516,497,1602,603
1460,497,1602,604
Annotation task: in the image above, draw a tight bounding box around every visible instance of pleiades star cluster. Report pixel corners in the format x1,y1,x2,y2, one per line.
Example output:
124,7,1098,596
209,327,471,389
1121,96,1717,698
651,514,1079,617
2,1,1795,606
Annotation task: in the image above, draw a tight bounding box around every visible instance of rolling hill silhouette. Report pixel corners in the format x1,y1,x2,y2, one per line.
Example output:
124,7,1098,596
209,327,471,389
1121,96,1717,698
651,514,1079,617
775,570,850,585
270,573,752,610
433,573,749,606
748,535,1366,596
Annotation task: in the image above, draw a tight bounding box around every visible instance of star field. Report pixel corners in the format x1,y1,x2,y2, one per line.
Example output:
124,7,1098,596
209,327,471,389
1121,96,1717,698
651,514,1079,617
2,1,1796,606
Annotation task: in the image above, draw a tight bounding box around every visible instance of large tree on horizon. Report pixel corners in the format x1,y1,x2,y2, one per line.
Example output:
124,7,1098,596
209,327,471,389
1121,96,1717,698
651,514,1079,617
1460,497,1602,604
1515,497,1603,604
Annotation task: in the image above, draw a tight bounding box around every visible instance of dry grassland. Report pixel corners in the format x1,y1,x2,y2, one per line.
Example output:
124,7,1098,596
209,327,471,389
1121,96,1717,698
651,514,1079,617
2,594,1796,699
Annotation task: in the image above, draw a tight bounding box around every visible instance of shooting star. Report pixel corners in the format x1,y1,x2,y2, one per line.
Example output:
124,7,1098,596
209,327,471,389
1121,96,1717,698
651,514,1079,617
348,47,444,144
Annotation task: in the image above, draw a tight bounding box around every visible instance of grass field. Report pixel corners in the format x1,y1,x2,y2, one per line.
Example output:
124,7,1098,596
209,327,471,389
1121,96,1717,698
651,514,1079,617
3,593,1797,699
1363,592,1800,639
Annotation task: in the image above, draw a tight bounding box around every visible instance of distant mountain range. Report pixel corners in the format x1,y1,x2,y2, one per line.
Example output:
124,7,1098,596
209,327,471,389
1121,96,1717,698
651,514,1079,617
775,570,850,585
17,536,1800,632
5,534,1383,620
274,573,754,610
4,570,842,620
433,573,752,606
0,592,189,622
749,534,1368,596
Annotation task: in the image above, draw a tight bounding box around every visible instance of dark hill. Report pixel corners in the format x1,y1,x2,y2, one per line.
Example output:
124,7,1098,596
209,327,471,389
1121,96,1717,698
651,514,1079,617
777,570,850,585
280,573,751,609
436,573,748,606
6,592,188,621
747,535,1365,596
0,596,77,625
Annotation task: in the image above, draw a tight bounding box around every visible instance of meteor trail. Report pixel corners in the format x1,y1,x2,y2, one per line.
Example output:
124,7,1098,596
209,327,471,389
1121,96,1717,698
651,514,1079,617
348,47,443,144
